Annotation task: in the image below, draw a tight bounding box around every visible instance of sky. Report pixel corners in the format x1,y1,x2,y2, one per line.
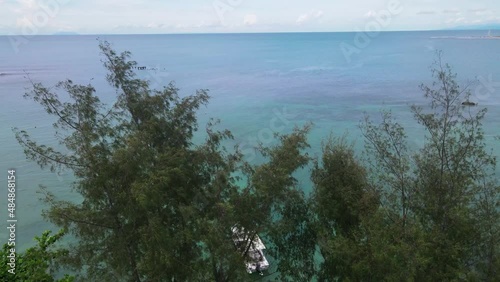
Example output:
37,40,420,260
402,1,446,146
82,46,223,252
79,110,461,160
0,0,499,35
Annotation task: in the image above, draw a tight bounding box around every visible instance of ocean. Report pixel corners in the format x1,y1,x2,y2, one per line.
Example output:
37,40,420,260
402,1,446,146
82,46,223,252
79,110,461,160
1,30,499,251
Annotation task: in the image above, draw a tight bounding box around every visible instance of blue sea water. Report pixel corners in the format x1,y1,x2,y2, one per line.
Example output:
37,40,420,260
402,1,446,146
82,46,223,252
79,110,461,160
1,31,499,251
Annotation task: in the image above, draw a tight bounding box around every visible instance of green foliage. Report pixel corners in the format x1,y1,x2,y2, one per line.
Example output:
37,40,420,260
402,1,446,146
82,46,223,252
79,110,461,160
409,53,498,280
15,41,317,281
312,135,382,281
361,110,413,227
15,40,240,281
312,135,379,236
345,51,498,281
312,51,499,281
248,125,317,281
0,230,74,282
15,43,498,282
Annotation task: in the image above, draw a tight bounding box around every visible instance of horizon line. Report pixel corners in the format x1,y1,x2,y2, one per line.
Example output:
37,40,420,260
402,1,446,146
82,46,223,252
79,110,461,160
2,28,499,37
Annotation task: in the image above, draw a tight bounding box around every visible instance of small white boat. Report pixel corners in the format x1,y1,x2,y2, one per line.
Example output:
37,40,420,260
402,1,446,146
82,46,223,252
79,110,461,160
231,226,270,274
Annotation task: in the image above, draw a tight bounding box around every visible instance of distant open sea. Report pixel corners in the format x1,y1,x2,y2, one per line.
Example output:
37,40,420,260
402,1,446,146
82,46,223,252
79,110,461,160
1,30,499,251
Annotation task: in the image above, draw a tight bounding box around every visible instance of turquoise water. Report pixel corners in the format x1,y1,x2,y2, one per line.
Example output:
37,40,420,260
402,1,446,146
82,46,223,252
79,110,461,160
1,31,499,250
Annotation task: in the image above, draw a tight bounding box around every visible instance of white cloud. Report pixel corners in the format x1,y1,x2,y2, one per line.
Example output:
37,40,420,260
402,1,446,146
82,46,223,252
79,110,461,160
364,10,377,18
296,10,324,25
244,14,258,26
147,23,164,29
442,8,460,15
18,0,37,9
446,17,466,24
469,9,493,16
16,17,32,29
2,1,500,35
417,11,436,15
